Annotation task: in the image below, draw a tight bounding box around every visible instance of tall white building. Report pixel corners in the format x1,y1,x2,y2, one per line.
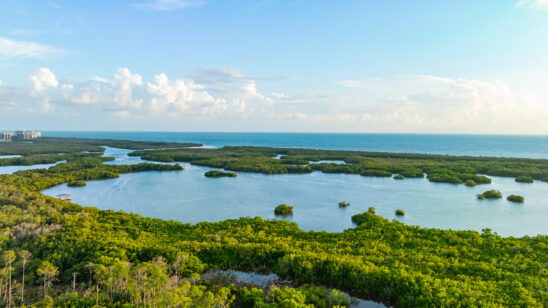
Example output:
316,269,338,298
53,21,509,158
13,130,41,140
0,132,13,141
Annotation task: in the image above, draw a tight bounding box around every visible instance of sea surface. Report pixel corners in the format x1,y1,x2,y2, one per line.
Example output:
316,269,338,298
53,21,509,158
41,147,548,237
43,131,548,158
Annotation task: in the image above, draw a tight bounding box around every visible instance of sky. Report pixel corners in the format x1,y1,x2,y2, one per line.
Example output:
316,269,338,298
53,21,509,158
1,0,548,134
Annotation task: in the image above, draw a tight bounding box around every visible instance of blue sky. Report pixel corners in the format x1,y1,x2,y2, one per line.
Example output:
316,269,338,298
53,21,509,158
1,0,548,133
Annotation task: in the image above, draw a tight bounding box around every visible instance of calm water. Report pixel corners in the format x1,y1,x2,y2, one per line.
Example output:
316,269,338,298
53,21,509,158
41,148,548,237
0,162,60,174
43,131,548,158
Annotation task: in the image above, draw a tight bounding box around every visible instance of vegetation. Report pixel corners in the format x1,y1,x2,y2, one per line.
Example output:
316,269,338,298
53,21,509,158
128,145,548,186
274,204,294,216
0,137,545,306
395,209,405,216
477,190,503,200
516,175,534,183
507,195,525,203
465,179,477,186
67,180,86,187
393,174,404,180
338,201,350,208
204,170,238,178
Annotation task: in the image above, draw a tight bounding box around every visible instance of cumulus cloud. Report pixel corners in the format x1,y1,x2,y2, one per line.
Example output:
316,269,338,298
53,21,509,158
4,68,547,133
133,0,205,11
5,67,279,119
146,73,218,114
0,37,62,59
334,75,546,133
29,68,59,95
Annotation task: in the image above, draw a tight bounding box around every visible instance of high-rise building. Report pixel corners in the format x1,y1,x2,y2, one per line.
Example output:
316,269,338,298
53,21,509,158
0,132,13,141
12,130,41,140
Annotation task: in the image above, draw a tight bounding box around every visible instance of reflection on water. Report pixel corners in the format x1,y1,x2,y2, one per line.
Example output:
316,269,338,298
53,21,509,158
41,148,548,237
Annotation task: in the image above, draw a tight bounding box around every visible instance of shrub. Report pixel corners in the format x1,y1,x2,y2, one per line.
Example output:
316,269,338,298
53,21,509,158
360,169,392,177
427,173,462,184
67,180,86,187
367,206,376,214
465,180,476,187
515,175,534,183
274,204,293,215
338,201,350,208
477,190,502,200
204,170,237,178
395,209,405,216
393,174,404,180
507,195,524,203
398,168,424,178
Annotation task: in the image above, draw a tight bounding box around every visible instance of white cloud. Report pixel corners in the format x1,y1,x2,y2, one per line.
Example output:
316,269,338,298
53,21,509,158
29,68,59,95
10,67,277,118
133,0,205,11
0,37,62,59
515,0,548,9
146,73,218,114
7,68,547,133
334,75,547,133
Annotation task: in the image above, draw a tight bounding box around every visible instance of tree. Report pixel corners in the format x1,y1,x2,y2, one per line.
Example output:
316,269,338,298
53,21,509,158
2,251,15,307
85,262,94,285
37,261,59,298
18,250,31,305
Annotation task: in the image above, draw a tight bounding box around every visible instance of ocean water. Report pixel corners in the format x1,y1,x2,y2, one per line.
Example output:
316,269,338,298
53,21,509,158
41,148,548,237
43,131,548,158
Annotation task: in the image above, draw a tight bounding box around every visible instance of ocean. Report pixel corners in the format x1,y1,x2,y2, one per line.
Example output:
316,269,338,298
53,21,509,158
43,131,548,159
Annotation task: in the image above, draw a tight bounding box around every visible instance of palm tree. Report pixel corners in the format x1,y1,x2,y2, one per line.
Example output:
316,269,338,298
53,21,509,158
2,251,15,307
85,262,95,285
18,250,31,305
36,261,59,298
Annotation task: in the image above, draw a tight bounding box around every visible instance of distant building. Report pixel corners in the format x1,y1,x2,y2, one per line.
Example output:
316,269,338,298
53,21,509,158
13,130,41,140
0,132,13,141
56,194,72,202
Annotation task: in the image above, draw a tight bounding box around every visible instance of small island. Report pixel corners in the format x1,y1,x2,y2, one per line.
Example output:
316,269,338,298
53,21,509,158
274,203,294,216
507,195,524,203
515,175,534,183
204,170,237,178
395,209,405,216
465,180,476,187
477,190,502,200
393,174,404,180
338,201,350,207
67,180,86,187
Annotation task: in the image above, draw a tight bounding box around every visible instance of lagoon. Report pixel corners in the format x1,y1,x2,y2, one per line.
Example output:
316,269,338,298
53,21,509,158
41,148,548,237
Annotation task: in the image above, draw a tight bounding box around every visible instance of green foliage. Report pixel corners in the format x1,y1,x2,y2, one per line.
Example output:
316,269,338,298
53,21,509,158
274,204,294,215
515,175,534,183
129,144,548,184
67,180,86,187
477,190,503,200
507,195,524,203
395,209,405,216
0,138,545,307
465,179,477,186
299,284,350,308
338,201,350,208
204,170,237,178
393,174,404,180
